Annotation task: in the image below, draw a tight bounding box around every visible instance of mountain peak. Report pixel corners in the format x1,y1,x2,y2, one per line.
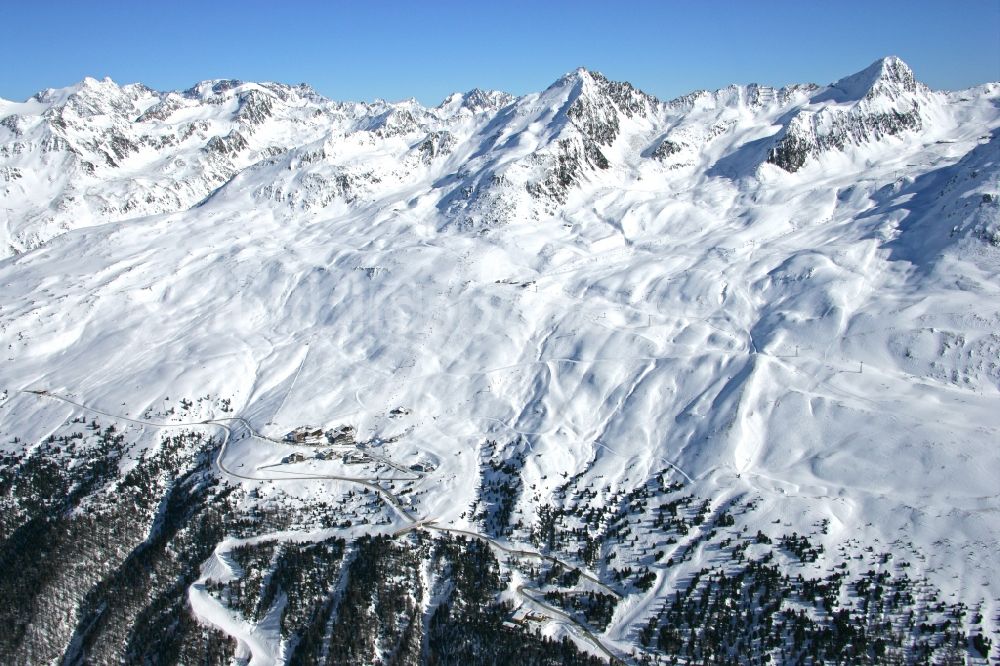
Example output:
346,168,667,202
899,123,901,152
822,55,919,103
545,67,656,107
182,79,247,100
82,75,115,87
545,67,602,93
461,88,514,112
30,76,120,105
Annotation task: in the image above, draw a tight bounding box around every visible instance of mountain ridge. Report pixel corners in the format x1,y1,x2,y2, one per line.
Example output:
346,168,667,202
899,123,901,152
5,56,992,255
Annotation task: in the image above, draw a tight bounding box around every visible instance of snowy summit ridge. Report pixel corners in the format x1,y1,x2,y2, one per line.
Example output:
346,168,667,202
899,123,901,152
828,55,921,102
0,57,979,250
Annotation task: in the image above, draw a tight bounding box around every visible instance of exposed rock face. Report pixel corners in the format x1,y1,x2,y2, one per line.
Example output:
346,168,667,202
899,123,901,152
0,115,24,137
651,138,682,160
767,57,926,173
205,131,249,157
526,137,610,205
769,106,922,172
414,130,456,163
459,88,515,113
365,107,422,137
234,89,275,131
136,96,183,123
565,69,656,147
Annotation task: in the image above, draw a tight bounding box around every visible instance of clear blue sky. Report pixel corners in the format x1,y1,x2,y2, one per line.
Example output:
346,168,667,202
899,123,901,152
2,0,998,103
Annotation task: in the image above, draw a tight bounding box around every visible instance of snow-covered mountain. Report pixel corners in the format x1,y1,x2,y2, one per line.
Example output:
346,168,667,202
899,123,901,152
1,57,998,664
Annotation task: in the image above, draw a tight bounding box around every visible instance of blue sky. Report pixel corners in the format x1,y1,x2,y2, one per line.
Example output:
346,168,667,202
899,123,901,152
2,1,998,103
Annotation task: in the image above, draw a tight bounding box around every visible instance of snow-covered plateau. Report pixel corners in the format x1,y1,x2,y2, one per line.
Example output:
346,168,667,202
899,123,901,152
1,57,998,664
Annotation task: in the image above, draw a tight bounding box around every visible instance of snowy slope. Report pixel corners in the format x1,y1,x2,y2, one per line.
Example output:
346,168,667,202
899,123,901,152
1,57,999,662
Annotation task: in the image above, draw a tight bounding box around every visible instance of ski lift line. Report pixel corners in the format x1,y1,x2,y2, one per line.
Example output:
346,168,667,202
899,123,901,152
270,336,313,423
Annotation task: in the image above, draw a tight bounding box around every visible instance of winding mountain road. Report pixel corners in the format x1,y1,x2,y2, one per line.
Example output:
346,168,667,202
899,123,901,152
21,388,628,664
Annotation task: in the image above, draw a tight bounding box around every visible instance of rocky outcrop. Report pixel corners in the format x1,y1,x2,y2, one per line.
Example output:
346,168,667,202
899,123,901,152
768,57,925,172
651,138,683,160
205,130,249,157
414,130,456,163
364,106,424,138
234,89,275,131
526,136,609,206
460,88,515,113
0,115,24,138
769,105,921,172
136,96,183,123
565,69,657,147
